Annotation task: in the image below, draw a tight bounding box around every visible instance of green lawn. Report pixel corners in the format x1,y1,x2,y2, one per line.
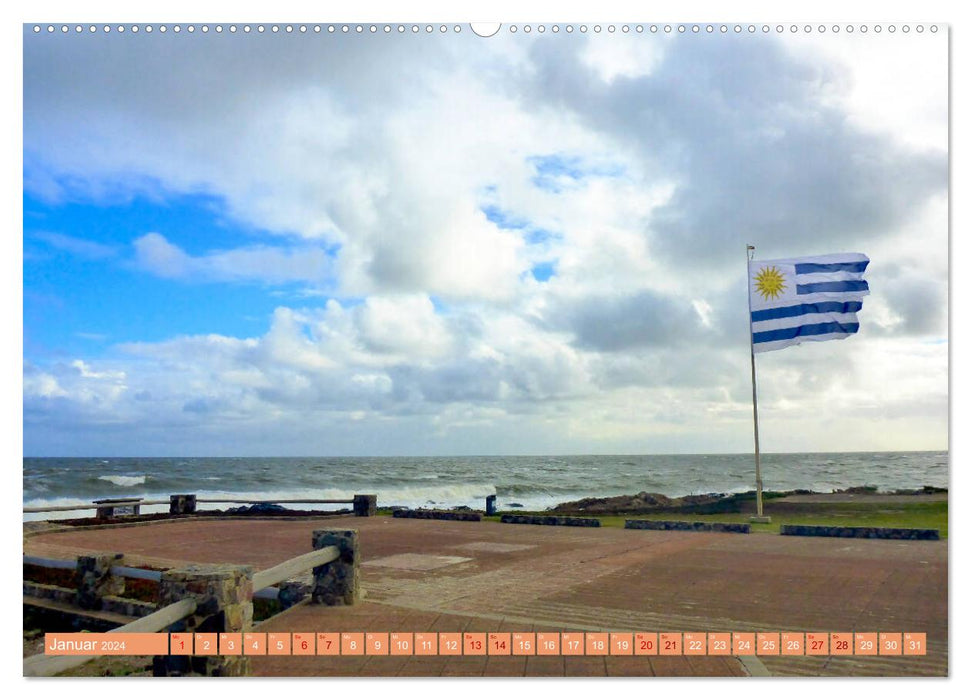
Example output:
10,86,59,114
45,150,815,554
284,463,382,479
479,501,947,537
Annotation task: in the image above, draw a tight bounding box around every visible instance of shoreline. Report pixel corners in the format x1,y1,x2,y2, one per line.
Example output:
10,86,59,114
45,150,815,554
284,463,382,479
22,485,948,533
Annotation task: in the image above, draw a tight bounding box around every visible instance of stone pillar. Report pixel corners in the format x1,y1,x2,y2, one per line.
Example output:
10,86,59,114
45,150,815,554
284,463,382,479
154,565,254,677
352,494,376,516
169,494,197,515
311,530,359,605
486,494,497,516
75,553,125,610
278,580,312,610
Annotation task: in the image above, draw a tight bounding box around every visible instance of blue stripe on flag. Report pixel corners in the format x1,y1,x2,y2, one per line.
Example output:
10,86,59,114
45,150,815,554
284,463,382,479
796,280,869,295
793,261,869,274
751,301,863,323
753,321,860,344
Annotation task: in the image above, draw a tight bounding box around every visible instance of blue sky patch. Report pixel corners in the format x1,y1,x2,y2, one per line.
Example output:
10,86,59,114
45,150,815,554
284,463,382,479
531,261,556,282
23,190,336,361
528,154,626,193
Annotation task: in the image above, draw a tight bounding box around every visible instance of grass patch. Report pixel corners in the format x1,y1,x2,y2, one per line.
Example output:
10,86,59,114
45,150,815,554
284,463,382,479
490,501,947,537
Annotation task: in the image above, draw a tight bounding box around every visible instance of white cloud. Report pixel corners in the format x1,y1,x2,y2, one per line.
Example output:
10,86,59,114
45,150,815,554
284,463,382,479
22,28,948,455
33,231,118,259
133,233,335,285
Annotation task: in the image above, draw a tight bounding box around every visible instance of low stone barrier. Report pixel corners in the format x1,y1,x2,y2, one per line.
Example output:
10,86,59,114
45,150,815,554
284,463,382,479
779,524,940,540
393,509,482,521
154,565,254,676
353,494,377,517
24,581,76,604
500,514,601,527
625,520,750,533
311,530,359,606
101,595,158,618
169,494,197,515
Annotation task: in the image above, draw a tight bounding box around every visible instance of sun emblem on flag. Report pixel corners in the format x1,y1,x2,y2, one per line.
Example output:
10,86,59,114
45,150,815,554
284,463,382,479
754,265,787,300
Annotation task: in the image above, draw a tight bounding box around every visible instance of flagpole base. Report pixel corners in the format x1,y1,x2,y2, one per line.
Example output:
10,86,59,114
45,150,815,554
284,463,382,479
749,515,772,524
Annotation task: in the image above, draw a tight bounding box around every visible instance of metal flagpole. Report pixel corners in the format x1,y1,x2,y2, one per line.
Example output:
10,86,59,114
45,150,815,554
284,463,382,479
747,245,770,523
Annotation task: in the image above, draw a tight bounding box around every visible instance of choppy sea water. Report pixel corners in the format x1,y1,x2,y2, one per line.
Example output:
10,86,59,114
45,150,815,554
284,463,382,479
22,452,947,521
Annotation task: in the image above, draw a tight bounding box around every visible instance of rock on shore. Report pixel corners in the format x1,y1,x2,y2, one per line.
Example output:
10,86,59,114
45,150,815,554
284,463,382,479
551,486,947,515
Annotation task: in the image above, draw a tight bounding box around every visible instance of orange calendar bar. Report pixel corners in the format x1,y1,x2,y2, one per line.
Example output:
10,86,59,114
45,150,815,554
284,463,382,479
561,632,584,656
390,632,413,655
44,633,169,656
585,633,609,656
366,633,389,655
781,632,804,656
683,632,706,656
708,633,731,656
414,632,438,655
438,633,461,655
512,632,535,655
194,633,217,656
831,632,853,655
659,632,681,655
903,632,926,655
806,632,828,655
855,632,878,656
879,633,902,655
268,633,291,655
170,632,193,655
634,632,658,656
316,633,339,656
292,633,315,655
244,633,266,655
463,632,486,655
488,632,511,655
757,632,780,655
732,632,755,655
219,633,242,656
341,633,364,655
152,630,930,656
536,632,560,656
610,633,633,656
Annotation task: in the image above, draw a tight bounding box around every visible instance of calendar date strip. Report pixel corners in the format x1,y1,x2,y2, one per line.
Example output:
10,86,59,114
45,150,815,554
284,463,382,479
45,631,927,657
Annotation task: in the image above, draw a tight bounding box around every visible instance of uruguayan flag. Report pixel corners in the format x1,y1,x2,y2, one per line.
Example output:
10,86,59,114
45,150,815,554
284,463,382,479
749,252,869,353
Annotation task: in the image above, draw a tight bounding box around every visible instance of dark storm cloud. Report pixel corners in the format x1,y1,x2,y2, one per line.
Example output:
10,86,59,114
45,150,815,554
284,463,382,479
870,264,947,336
520,34,947,268
541,289,709,352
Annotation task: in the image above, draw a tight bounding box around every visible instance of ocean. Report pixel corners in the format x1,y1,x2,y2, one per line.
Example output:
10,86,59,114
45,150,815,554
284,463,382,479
22,452,948,521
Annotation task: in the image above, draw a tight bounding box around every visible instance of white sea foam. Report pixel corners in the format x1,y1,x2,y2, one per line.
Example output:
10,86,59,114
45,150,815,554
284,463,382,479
98,475,148,487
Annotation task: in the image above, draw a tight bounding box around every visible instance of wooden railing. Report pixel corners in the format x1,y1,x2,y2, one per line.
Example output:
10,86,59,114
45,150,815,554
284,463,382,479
23,493,377,518
23,598,197,677
22,530,355,677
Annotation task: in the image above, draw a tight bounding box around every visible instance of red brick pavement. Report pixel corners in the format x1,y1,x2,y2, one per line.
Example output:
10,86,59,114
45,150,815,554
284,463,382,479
24,515,947,677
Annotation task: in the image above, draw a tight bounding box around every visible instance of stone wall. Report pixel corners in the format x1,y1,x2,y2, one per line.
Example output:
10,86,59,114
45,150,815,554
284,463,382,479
23,581,76,604
625,520,750,533
169,494,197,515
311,530,359,606
353,494,377,517
155,565,254,676
76,553,125,609
779,524,940,540
500,514,601,527
101,595,158,618
393,509,482,521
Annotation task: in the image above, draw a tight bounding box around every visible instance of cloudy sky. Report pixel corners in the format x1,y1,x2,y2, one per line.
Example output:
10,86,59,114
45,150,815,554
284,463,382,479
22,23,948,457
